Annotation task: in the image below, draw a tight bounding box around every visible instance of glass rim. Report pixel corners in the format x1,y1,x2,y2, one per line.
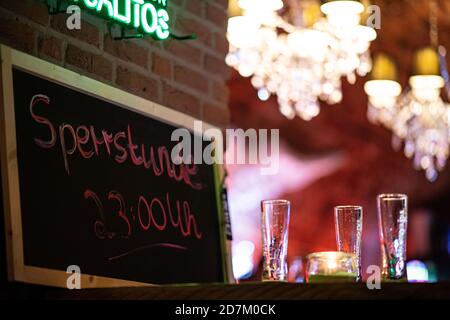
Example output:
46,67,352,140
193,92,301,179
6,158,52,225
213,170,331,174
261,199,290,206
306,251,356,261
334,205,363,211
377,193,407,201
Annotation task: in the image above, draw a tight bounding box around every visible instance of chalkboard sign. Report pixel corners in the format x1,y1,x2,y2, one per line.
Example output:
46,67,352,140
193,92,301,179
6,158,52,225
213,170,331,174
0,45,231,287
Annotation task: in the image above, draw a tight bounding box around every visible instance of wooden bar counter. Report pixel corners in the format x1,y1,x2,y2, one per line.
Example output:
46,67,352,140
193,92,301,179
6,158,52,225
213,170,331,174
3,282,450,300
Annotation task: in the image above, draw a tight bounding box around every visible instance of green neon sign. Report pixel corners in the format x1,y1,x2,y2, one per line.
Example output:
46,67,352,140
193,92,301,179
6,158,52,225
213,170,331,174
71,0,170,40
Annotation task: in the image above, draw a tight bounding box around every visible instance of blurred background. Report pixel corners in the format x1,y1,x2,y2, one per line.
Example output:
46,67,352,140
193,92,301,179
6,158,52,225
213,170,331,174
225,0,450,282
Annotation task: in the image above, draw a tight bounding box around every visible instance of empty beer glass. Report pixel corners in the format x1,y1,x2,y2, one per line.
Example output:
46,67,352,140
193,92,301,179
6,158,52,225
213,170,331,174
261,200,290,281
377,194,408,280
334,206,363,281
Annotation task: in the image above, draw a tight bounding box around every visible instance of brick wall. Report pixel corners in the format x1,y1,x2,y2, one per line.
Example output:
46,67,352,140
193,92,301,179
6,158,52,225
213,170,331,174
0,0,230,127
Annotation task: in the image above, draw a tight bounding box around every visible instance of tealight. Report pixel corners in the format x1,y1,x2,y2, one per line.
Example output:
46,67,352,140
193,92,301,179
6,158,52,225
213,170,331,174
305,251,358,283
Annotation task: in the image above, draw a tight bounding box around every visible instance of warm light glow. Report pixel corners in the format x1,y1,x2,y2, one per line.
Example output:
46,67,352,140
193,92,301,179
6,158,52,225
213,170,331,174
364,80,401,108
257,88,270,101
326,258,338,270
363,28,450,181
307,251,357,274
226,0,376,120
228,0,243,17
410,75,445,90
321,0,364,15
321,0,364,27
410,75,444,97
365,80,402,97
364,57,450,182
388,74,450,182
227,16,260,48
238,0,283,12
287,29,330,60
410,75,445,102
357,25,377,42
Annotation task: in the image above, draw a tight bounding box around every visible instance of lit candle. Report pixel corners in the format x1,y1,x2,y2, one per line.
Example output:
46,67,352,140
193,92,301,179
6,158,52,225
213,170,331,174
306,251,358,283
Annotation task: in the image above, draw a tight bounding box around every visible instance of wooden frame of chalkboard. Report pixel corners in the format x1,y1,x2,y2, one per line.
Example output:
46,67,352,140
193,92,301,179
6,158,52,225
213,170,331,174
0,45,233,288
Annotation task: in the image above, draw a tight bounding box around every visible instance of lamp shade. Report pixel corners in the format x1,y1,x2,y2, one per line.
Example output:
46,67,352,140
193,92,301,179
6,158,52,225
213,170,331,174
320,0,364,15
413,46,440,76
364,53,401,109
320,0,364,27
359,0,372,24
229,0,243,17
301,1,322,28
370,53,398,81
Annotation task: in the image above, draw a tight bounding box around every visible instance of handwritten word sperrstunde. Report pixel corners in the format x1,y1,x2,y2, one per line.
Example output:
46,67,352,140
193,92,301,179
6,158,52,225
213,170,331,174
29,94,202,190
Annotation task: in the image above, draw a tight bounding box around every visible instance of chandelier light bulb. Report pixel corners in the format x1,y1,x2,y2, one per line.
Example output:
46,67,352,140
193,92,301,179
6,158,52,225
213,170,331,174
287,29,330,60
238,0,283,12
320,0,364,27
355,25,377,44
320,0,365,15
364,80,402,109
364,53,401,126
227,16,260,48
409,75,445,102
388,73,450,182
227,0,376,121
257,88,270,101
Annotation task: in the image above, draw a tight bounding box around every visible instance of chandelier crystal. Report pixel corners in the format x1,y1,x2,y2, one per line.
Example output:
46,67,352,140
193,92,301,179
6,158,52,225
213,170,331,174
392,74,450,182
364,0,450,182
226,0,376,121
366,51,450,182
365,53,402,127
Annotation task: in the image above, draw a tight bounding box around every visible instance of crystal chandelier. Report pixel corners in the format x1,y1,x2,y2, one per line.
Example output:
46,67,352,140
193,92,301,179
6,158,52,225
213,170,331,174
364,0,450,181
226,0,377,121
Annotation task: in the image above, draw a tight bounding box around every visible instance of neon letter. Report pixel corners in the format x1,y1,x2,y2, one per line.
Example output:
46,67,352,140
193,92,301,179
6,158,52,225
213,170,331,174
114,0,131,24
141,2,157,34
156,9,170,40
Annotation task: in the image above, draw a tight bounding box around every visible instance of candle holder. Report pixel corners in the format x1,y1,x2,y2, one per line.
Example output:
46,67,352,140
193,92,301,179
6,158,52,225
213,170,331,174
305,251,358,283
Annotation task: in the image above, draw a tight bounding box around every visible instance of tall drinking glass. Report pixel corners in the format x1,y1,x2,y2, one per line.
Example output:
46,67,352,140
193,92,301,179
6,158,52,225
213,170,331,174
334,206,363,281
377,194,408,280
261,200,290,281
